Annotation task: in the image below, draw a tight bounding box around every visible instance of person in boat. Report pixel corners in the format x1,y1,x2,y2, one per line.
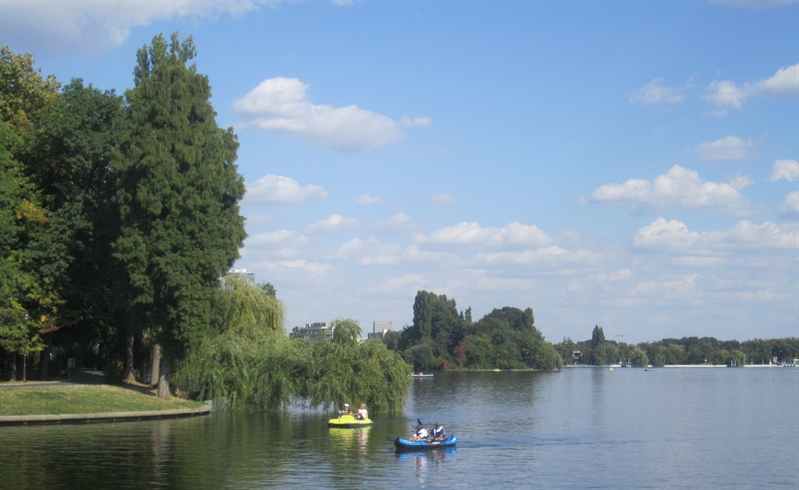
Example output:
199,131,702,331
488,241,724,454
408,423,429,442
432,422,445,441
354,403,368,420
337,403,351,416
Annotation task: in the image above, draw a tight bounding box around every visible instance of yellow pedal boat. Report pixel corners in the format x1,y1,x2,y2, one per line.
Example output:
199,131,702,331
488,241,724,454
328,414,373,428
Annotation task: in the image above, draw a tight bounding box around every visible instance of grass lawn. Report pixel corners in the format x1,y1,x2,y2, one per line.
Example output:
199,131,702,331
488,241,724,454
0,384,206,416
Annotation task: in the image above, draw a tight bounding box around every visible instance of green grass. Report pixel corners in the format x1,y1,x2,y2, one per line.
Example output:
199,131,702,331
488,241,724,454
0,384,206,416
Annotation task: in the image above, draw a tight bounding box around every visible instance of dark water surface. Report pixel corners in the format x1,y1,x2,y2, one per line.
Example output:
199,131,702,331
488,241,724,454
1,368,797,489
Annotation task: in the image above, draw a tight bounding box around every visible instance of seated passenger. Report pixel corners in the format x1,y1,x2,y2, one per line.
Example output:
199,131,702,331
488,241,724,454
408,423,429,442
338,403,351,416
432,422,446,441
355,403,368,420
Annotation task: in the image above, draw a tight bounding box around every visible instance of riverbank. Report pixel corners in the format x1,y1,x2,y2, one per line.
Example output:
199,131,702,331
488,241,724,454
0,370,209,426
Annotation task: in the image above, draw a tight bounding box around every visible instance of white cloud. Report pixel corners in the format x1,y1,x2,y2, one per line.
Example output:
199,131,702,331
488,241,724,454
779,192,799,219
233,77,430,152
705,64,799,113
415,221,552,247
429,193,457,206
305,214,360,234
246,230,308,247
0,0,257,54
590,165,752,215
769,159,799,182
245,174,328,204
334,238,454,266
374,213,425,232
253,259,332,277
629,78,685,105
695,136,754,161
473,246,600,269
633,217,799,251
355,194,383,205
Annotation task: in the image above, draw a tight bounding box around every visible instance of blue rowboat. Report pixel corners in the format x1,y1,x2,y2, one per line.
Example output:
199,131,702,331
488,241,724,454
394,435,457,451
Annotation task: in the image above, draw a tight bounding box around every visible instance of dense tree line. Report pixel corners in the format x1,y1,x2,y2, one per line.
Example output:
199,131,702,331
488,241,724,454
555,326,799,367
384,290,563,371
0,36,411,410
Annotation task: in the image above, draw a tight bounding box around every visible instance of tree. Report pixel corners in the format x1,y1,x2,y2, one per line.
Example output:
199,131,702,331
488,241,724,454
591,325,605,348
34,79,125,378
114,33,246,397
0,47,62,380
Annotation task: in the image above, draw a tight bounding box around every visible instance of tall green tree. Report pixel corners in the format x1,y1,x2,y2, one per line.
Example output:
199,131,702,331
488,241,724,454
0,47,62,379
34,79,125,377
114,33,246,397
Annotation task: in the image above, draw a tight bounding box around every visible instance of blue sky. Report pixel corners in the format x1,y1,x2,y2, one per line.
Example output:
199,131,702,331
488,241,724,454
2,0,797,343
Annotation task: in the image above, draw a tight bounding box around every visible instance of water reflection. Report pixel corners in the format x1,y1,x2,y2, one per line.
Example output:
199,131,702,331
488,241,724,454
1,370,796,488
396,448,456,486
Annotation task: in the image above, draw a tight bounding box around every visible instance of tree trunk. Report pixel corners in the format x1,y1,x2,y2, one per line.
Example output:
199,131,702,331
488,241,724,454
124,333,136,382
39,332,52,380
7,352,17,381
156,355,170,399
150,343,161,388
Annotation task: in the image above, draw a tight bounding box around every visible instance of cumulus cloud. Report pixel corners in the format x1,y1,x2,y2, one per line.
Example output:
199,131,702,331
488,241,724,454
0,0,257,55
633,217,799,250
769,159,799,182
590,165,752,215
245,174,328,204
779,192,799,219
429,193,457,206
705,64,799,114
246,230,308,248
355,194,383,205
695,136,754,161
629,78,685,105
473,247,600,269
233,77,431,152
305,214,360,234
334,238,454,266
374,213,425,232
415,221,552,247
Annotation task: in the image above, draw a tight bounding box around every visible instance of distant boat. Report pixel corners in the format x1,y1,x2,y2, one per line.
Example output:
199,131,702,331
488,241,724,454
608,367,614,371
644,365,653,371
411,372,434,378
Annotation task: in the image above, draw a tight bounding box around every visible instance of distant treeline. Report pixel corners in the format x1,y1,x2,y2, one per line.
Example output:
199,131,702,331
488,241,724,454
553,325,799,367
383,291,563,371
382,295,797,370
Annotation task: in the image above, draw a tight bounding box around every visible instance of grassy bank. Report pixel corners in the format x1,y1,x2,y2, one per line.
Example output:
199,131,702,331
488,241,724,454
0,384,205,416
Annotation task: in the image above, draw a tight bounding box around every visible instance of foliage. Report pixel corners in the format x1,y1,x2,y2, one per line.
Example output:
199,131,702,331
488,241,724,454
558,331,799,367
175,318,411,414
0,48,63,363
113,33,246,369
218,275,284,338
388,290,562,371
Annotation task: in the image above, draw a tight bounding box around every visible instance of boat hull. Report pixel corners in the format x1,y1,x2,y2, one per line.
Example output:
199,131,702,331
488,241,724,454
394,435,457,451
328,414,373,428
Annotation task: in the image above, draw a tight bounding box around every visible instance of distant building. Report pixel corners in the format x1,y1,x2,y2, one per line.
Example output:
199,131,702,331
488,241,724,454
298,322,334,340
368,320,395,340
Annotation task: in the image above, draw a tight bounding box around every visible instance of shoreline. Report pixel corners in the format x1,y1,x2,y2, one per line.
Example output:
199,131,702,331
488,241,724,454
0,404,211,427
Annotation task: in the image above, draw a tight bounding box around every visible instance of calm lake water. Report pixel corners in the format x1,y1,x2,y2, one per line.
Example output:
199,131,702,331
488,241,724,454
1,368,797,489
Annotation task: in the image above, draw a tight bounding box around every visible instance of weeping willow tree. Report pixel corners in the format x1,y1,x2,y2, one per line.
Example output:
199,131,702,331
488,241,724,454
175,290,412,413
174,274,291,409
299,318,412,415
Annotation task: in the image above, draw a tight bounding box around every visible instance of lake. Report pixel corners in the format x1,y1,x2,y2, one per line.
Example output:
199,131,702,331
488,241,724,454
1,368,797,489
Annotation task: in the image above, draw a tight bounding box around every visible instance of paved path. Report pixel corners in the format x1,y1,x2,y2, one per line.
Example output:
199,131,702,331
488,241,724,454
0,368,211,426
